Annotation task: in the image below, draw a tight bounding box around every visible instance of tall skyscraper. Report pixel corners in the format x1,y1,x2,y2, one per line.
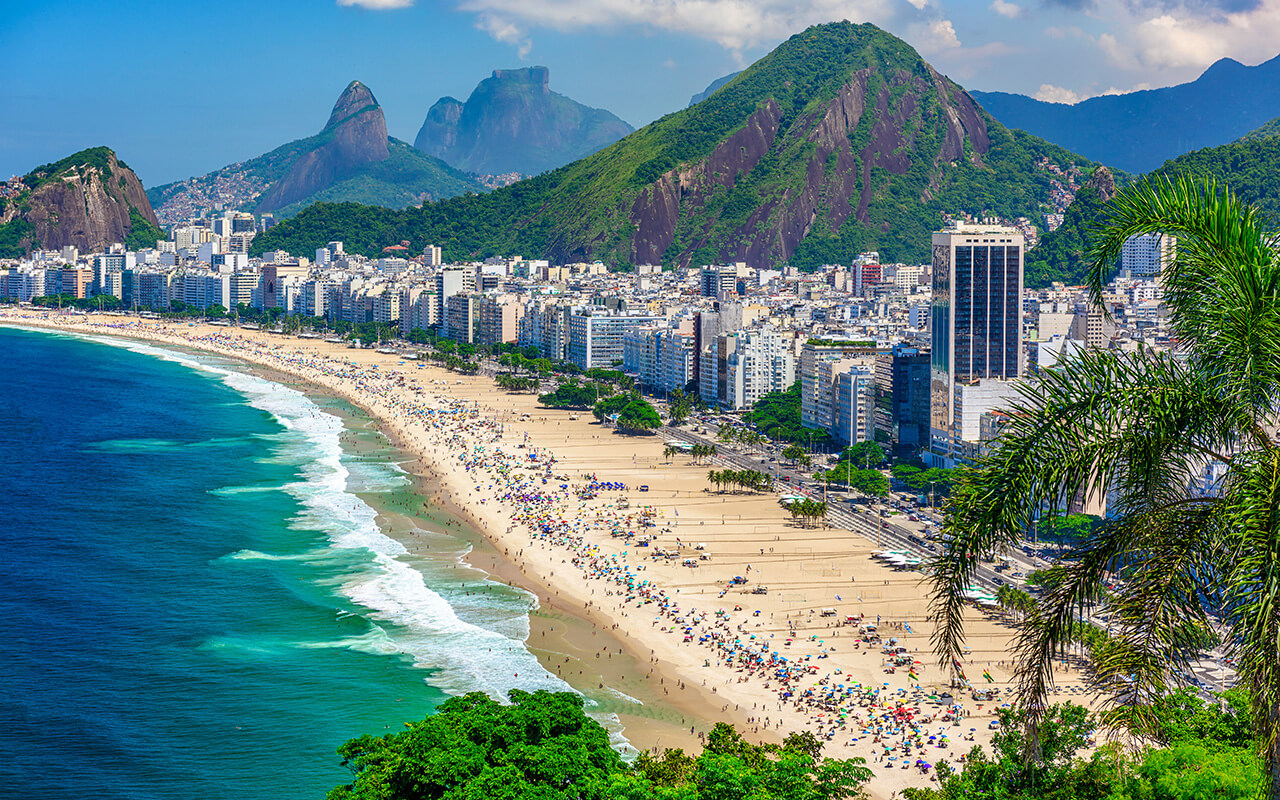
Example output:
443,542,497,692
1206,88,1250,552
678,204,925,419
930,221,1024,465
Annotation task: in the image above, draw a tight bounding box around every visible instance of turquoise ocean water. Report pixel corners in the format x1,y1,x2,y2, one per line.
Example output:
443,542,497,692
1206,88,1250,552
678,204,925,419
0,326,577,799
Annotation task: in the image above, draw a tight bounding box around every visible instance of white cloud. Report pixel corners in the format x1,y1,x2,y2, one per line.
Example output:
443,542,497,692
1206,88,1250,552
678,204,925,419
911,18,961,53
475,11,532,57
1087,0,1280,76
338,0,414,8
1033,84,1081,103
990,0,1022,18
1029,80,1154,104
455,0,899,52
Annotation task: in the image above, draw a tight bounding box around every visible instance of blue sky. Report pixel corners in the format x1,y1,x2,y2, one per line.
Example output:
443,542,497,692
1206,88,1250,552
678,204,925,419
4,0,1278,186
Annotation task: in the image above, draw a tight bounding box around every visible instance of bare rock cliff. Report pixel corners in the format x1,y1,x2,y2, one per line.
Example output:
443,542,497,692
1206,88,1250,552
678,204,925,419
258,81,391,213
1,148,159,253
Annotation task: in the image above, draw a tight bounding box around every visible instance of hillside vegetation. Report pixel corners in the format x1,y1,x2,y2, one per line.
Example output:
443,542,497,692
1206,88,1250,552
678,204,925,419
253,22,1096,269
1027,133,1280,286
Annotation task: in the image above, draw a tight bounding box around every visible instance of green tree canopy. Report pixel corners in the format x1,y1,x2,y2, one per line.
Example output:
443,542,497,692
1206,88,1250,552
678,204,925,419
329,690,622,800
615,399,661,434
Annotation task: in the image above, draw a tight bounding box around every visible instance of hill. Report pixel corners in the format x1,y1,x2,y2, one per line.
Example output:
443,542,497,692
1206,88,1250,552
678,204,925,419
413,67,633,176
252,22,1098,268
1024,166,1117,287
0,147,163,258
1025,132,1280,286
972,53,1280,173
147,81,483,223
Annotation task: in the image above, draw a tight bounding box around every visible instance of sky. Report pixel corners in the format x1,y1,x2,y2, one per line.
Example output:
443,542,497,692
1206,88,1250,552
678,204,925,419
3,0,1279,186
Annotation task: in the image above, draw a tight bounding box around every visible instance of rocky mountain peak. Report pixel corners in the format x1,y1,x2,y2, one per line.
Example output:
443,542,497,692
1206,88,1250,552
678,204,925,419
0,146,161,255
326,80,381,130
258,81,390,213
414,66,632,176
1086,165,1116,203
489,67,550,92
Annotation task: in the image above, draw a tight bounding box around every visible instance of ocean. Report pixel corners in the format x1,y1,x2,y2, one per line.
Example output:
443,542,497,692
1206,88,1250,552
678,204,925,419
0,326,576,799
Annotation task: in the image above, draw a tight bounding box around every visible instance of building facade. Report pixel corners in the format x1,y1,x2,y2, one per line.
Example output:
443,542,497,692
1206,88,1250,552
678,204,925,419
930,221,1024,466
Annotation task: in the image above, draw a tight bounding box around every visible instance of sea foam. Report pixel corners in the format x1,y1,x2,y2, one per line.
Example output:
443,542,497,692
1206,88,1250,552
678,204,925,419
84,335,574,700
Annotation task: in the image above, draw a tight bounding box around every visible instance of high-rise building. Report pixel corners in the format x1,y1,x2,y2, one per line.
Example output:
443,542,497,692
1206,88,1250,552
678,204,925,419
853,252,881,296
444,293,478,343
1121,233,1174,279
699,263,749,298
930,221,1024,466
875,345,931,460
799,339,878,431
435,267,476,326
567,310,665,370
423,244,443,267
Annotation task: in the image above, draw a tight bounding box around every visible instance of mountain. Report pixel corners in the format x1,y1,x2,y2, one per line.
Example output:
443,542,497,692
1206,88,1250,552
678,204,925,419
413,67,634,176
0,147,164,258
972,54,1280,173
689,72,741,106
252,22,1099,269
1025,128,1280,286
147,81,483,223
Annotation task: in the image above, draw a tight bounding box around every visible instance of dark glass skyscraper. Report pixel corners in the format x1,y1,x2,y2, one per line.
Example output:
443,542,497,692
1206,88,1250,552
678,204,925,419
930,222,1024,464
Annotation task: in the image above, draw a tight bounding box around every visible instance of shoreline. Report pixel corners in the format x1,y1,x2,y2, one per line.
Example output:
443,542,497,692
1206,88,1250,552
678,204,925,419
2,310,1094,798
2,314,717,754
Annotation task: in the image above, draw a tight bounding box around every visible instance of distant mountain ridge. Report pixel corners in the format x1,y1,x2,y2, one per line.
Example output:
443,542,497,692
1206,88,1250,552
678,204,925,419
148,81,483,222
1025,121,1280,286
0,147,163,258
689,72,741,106
252,22,1098,269
413,67,633,176
972,53,1280,173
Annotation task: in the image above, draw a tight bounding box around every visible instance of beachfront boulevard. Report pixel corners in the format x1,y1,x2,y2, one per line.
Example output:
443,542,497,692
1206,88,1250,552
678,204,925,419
0,309,1108,797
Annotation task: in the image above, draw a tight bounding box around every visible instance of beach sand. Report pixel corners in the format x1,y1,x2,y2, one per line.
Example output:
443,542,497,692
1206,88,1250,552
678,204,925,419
2,310,1097,798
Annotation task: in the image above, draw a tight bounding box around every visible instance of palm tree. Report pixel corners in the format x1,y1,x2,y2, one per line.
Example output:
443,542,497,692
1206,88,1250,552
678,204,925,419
929,176,1280,797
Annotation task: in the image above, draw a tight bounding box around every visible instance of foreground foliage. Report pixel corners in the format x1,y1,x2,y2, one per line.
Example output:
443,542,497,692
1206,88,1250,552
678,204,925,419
329,691,872,800
930,176,1280,798
905,698,1263,800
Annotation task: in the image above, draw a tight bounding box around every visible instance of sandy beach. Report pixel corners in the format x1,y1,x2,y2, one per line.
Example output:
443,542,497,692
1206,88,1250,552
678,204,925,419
2,309,1096,798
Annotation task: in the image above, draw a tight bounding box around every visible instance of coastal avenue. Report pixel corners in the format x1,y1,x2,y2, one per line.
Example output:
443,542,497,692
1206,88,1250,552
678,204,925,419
661,422,1240,699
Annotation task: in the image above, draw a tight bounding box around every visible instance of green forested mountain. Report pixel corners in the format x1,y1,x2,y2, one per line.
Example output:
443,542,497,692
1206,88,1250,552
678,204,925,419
1024,166,1117,287
1026,132,1280,287
1238,115,1280,142
252,22,1096,268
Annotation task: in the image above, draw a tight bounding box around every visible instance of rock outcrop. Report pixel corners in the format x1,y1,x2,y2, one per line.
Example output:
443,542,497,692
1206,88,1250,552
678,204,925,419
148,81,483,221
413,67,633,176
257,81,391,213
626,60,991,268
0,147,160,255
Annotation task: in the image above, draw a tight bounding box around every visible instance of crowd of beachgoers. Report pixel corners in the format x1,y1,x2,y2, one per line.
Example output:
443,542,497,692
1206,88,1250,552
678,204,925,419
4,311,1029,784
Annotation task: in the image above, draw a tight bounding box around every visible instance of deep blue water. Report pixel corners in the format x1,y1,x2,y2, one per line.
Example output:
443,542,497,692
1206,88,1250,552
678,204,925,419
0,327,568,799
